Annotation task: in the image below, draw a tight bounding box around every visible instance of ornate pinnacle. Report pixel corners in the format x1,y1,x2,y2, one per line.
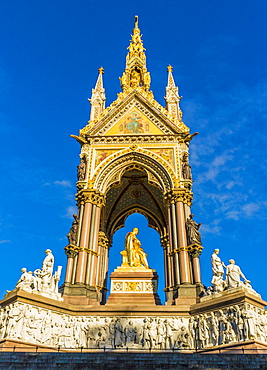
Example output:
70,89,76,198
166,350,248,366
89,68,106,121
165,65,183,122
119,16,151,93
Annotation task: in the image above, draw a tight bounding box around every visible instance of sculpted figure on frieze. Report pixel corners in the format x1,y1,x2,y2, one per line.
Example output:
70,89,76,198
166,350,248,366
175,326,190,349
156,318,166,349
209,312,219,347
142,317,152,349
124,320,138,347
196,314,209,349
114,318,124,348
241,303,256,341
164,319,174,349
188,317,197,349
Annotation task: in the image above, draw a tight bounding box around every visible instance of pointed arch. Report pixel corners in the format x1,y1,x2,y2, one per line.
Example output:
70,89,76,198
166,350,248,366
93,149,175,194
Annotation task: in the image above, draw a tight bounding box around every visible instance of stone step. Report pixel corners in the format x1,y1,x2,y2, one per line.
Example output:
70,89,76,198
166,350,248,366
0,353,266,369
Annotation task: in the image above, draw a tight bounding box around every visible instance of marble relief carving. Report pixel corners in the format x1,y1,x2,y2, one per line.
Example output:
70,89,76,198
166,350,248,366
1,302,267,350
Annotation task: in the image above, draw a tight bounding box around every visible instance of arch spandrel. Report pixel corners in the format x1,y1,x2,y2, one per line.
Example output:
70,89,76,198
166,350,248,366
92,148,176,194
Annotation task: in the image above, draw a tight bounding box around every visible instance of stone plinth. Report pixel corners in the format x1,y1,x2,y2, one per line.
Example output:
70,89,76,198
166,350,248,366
107,266,161,305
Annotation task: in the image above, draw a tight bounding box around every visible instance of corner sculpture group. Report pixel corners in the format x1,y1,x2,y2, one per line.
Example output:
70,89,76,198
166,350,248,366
208,249,256,295
13,249,62,301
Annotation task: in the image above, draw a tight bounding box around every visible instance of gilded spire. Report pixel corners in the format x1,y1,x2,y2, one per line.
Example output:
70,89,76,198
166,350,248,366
119,16,151,93
165,65,182,121
88,67,106,121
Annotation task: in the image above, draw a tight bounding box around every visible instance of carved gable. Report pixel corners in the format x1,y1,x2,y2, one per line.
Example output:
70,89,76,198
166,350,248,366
85,93,183,137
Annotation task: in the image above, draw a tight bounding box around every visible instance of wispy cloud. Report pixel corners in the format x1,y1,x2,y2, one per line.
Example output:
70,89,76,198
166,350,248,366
0,240,11,244
201,219,221,235
54,180,72,188
63,206,77,219
186,77,267,225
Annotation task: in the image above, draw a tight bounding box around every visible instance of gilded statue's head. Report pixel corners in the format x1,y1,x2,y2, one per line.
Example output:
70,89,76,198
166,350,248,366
132,227,139,235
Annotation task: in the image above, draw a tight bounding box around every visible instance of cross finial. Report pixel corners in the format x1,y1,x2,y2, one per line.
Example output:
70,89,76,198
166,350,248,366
134,15,139,28
98,67,104,74
167,65,173,73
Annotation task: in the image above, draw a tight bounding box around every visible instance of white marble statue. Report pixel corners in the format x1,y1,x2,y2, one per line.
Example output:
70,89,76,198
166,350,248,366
12,249,63,301
15,268,35,292
211,249,226,292
225,259,249,289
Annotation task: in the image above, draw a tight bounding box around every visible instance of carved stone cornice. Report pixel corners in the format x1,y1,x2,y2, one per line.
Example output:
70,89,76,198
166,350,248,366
64,244,79,259
188,243,203,258
76,189,106,207
86,135,182,145
164,188,193,206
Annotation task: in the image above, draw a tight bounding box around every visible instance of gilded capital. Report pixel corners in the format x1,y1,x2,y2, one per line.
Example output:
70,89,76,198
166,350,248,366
76,189,106,207
64,244,79,259
168,246,189,256
188,243,203,258
160,234,170,250
98,231,109,249
164,188,193,206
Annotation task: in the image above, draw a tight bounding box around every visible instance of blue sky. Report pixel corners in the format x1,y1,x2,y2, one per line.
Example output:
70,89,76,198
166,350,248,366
0,1,267,303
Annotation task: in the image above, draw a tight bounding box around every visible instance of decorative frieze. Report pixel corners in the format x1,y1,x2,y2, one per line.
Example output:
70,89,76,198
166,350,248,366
88,135,181,145
1,301,266,350
111,280,157,293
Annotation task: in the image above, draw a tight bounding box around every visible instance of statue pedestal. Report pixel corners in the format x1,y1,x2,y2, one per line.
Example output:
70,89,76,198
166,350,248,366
107,265,161,305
